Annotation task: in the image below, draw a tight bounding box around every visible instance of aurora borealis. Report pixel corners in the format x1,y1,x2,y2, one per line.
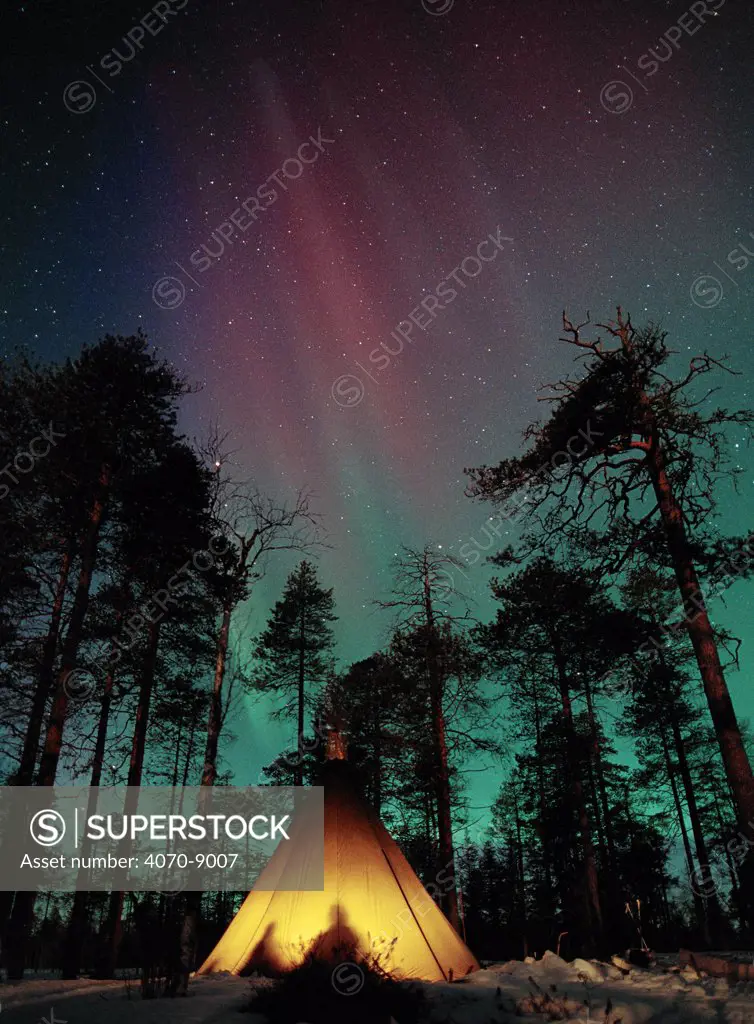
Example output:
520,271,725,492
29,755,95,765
3,0,754,790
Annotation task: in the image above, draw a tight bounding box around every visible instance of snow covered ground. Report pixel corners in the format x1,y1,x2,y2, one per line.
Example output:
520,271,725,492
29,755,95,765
0,974,250,1024
3,952,754,1023
444,951,754,1023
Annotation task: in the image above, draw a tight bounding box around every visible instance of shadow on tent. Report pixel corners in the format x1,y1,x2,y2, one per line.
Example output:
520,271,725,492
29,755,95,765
239,903,362,975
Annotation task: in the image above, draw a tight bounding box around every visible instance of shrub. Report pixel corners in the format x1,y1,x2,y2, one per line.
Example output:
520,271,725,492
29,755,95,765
243,943,430,1024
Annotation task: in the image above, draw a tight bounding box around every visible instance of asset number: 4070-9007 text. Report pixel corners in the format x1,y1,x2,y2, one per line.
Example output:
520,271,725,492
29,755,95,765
144,852,239,868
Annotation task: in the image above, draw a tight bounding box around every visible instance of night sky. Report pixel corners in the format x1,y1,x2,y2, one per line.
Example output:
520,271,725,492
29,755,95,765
3,0,753,808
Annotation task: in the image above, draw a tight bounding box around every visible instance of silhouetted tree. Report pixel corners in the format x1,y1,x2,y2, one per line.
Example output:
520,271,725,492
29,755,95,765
477,557,640,953
254,561,336,786
97,441,215,977
377,546,490,932
5,334,193,980
468,308,754,914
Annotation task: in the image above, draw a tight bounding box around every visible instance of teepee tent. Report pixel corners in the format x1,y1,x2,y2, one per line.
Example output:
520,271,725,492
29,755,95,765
198,747,479,982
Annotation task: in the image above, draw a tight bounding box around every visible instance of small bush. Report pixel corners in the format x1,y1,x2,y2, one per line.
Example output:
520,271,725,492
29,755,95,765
243,945,430,1024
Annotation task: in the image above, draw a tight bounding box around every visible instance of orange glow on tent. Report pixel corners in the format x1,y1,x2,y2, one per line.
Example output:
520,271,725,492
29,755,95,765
198,760,479,982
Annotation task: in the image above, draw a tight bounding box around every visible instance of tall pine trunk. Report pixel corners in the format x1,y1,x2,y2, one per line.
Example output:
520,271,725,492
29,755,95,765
37,465,111,787
643,408,754,918
555,656,602,951
172,713,184,786
97,618,160,978
372,700,382,815
532,684,554,907
583,675,623,928
62,660,116,978
201,601,232,787
585,757,607,869
5,469,111,981
583,677,616,869
714,791,747,930
178,600,234,995
513,790,528,957
423,573,459,932
296,600,306,787
428,652,459,930
660,727,709,943
643,409,754,836
15,545,73,785
0,548,72,953
669,714,722,942
182,719,196,786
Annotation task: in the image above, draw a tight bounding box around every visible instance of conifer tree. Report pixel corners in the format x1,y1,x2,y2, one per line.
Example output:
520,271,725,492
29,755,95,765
467,309,754,898
478,556,638,952
96,441,215,978
4,334,192,980
378,546,491,932
254,561,336,785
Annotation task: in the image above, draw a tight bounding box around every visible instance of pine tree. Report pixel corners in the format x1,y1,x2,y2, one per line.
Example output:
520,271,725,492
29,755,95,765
617,566,729,943
467,309,754,913
329,654,406,814
253,561,336,786
5,334,192,980
377,546,490,932
478,556,640,953
196,445,319,791
96,441,215,978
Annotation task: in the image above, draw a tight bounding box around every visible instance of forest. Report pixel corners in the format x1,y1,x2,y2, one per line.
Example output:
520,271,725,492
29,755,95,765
2,309,754,980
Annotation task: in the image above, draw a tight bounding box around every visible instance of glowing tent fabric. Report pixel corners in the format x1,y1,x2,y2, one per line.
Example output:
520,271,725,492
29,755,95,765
198,762,479,982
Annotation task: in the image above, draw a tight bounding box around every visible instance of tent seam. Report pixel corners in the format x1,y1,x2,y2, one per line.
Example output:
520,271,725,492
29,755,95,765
376,841,448,981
